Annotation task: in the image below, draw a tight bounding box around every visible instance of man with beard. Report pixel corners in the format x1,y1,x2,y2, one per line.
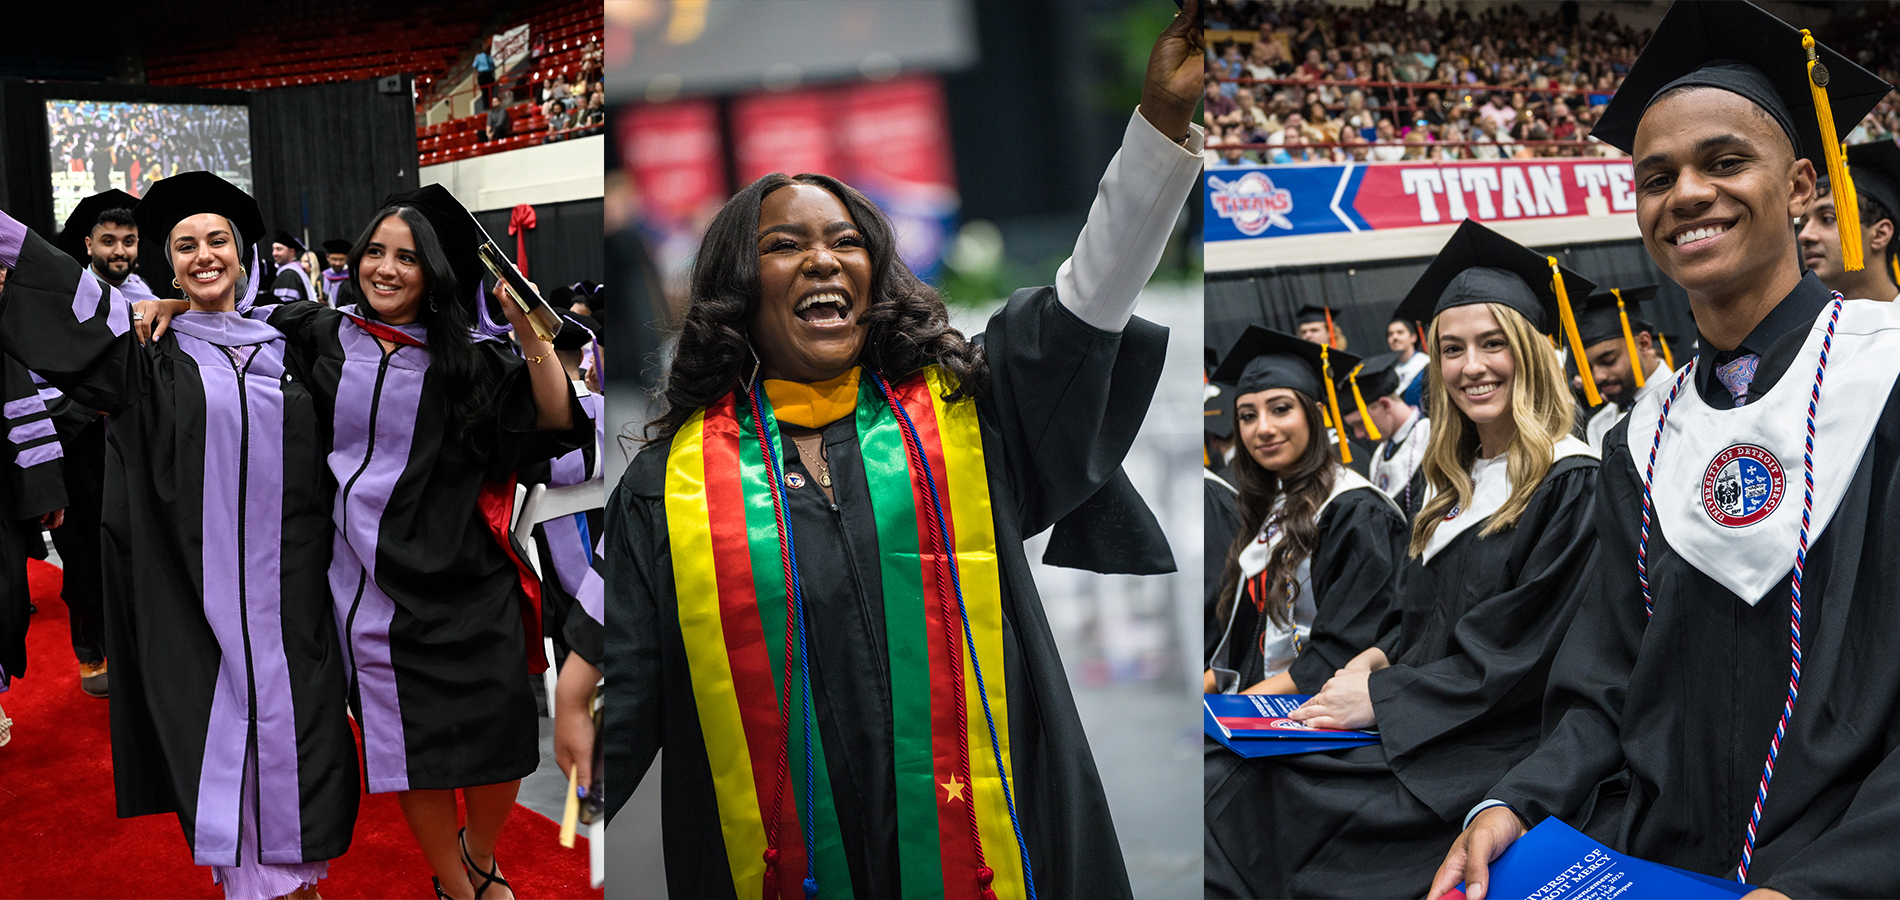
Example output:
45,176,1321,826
1575,285,1672,453
266,231,314,305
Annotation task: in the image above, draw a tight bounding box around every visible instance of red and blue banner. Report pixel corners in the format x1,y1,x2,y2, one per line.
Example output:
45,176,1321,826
1205,158,1640,242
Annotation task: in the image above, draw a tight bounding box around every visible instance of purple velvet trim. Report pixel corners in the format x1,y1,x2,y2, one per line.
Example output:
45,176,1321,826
14,441,62,468
179,328,301,864
9,418,56,444
329,319,430,793
3,397,43,420
211,753,330,899
0,211,26,268
543,513,603,626
71,269,104,325
237,245,261,313
120,273,158,304
171,310,283,347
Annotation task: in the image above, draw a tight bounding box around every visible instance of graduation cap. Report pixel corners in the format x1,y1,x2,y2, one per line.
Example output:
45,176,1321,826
1579,285,1661,390
56,189,139,263
1393,219,1603,404
321,238,351,256
1294,304,1342,344
378,183,486,307
547,284,579,309
1333,351,1407,441
552,310,600,351
1844,141,1900,285
272,231,305,254
131,172,266,259
1593,0,1894,271
1204,383,1234,441
1213,325,1364,464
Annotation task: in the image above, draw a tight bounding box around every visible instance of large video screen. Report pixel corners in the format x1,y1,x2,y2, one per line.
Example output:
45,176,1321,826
46,100,251,228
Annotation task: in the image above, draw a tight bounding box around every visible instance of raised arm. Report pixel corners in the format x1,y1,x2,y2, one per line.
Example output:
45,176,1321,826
1054,0,1205,332
0,209,146,413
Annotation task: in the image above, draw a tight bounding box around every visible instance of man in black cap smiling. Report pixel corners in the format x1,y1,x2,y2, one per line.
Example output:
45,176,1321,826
267,230,314,305
1797,140,1900,303
1575,284,1672,452
317,238,351,306
56,190,153,301
1433,3,1900,898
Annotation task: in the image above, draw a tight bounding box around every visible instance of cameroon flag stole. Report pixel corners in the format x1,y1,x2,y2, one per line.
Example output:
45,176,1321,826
664,366,1031,900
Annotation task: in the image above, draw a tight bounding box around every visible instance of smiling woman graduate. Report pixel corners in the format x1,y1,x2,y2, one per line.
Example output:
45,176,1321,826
599,7,1206,899
1205,220,1603,900
0,172,356,900
1435,4,1900,899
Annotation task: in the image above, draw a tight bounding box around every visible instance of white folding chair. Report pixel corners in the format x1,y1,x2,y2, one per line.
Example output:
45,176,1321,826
512,477,606,714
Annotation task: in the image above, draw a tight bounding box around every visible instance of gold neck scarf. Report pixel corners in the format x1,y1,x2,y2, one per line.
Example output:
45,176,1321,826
762,367,861,429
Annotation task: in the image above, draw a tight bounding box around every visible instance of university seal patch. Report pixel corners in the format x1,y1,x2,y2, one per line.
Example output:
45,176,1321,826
1701,444,1783,528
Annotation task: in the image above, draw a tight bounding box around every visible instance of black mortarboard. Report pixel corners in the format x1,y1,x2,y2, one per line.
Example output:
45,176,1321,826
321,238,351,255
1844,141,1900,225
272,231,305,254
1393,220,1599,336
132,172,265,256
379,184,486,303
1295,304,1336,326
1394,219,1604,404
1204,384,1234,440
1578,285,1660,348
1214,325,1365,463
552,311,600,351
548,284,579,308
1593,1,1892,269
56,189,139,263
1339,351,1404,401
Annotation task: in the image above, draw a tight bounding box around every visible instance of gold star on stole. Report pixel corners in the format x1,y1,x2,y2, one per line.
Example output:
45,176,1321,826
941,774,967,803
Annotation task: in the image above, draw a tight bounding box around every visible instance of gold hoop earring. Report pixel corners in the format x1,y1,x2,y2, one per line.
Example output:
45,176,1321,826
237,265,246,277
172,278,181,289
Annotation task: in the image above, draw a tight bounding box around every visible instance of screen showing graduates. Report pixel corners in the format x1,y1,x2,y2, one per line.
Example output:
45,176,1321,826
46,100,254,223
1203,0,1900,898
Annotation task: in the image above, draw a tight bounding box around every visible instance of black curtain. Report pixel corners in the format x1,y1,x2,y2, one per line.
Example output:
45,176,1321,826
1206,237,1699,362
249,76,418,254
473,197,604,302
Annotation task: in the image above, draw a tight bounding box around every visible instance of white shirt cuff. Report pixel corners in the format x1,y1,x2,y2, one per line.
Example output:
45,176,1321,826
1464,798,1515,830
1054,108,1205,333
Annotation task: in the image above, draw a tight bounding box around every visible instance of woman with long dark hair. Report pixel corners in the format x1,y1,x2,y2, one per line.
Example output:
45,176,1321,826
0,172,355,900
147,184,592,899
1203,220,1602,898
599,7,1205,898
1201,327,1408,697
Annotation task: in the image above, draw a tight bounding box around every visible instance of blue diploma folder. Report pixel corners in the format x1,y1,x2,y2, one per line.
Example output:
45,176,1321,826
1437,818,1753,900
1204,705,1379,758
1203,693,1379,740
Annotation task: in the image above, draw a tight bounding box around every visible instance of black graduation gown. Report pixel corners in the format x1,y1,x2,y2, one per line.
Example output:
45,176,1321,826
1204,470,1242,664
266,300,592,792
602,287,1163,899
35,368,109,666
1488,281,1900,896
0,354,67,686
1204,485,1408,692
0,220,356,865
523,388,606,665
1205,454,1598,899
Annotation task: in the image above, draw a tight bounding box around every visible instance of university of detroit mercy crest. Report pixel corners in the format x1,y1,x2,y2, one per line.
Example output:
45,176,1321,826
1701,444,1784,528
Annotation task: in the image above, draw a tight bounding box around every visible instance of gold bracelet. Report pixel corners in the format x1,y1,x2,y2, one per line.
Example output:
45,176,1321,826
525,353,548,364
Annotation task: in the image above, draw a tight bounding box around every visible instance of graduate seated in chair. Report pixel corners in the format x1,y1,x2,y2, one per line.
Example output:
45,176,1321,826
1201,327,1408,699
1434,4,1900,899
1206,220,1604,899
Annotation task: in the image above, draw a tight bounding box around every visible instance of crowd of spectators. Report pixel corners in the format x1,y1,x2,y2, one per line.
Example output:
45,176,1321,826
1204,0,1900,167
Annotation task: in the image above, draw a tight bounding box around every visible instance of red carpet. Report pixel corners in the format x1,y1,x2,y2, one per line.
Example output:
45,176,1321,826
0,560,603,899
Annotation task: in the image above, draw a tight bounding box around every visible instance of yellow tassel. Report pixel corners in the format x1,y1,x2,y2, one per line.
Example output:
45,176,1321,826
1890,253,1898,287
1614,288,1645,389
1804,30,1863,272
1348,363,1382,441
1323,307,1338,349
1658,332,1676,371
1550,256,1600,406
1321,346,1352,464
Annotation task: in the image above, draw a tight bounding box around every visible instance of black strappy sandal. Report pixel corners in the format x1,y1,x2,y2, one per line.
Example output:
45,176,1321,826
432,876,451,899
460,827,511,899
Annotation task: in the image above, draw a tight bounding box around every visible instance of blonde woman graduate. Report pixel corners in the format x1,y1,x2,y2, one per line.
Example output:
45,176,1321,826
1204,220,1603,899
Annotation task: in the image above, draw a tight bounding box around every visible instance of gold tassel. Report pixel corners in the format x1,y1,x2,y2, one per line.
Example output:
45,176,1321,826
1804,30,1863,272
1324,306,1338,348
1658,331,1676,371
1614,288,1645,389
1348,363,1382,441
1321,345,1352,464
1550,256,1600,406
1890,253,1898,288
